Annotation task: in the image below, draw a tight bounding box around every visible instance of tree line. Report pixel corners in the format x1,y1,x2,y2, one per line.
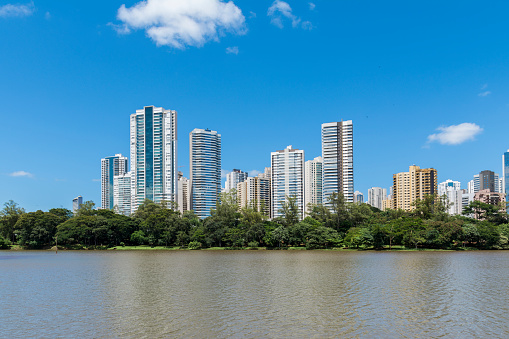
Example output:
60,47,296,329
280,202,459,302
1,192,508,250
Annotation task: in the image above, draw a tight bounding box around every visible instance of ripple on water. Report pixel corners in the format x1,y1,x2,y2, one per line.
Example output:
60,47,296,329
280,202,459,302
2,251,509,337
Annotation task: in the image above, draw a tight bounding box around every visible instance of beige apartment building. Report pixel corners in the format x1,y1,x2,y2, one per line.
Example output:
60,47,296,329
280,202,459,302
237,176,271,216
392,165,437,211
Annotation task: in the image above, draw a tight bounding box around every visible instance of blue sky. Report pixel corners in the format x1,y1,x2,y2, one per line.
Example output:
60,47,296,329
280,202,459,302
1,0,509,211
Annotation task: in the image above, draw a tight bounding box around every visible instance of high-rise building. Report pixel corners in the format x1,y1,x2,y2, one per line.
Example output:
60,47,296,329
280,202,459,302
237,176,271,216
72,196,83,214
271,145,305,220
469,171,501,194
189,128,221,219
304,156,323,215
321,120,353,205
392,165,437,211
438,179,461,197
354,191,364,204
438,180,462,215
368,187,387,210
113,172,132,216
101,153,128,210
178,172,190,215
225,169,248,192
130,106,178,212
503,150,509,211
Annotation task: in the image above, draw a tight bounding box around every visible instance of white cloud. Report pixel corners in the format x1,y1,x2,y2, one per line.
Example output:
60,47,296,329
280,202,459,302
267,0,311,29
0,1,35,18
481,83,488,90
114,0,246,49
427,123,483,145
249,11,256,18
309,2,316,10
478,91,491,97
221,169,230,179
44,11,51,20
226,46,239,54
9,171,34,178
249,170,262,177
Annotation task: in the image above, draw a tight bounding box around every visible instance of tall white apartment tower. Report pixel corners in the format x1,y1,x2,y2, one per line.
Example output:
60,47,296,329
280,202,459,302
101,154,128,210
271,145,305,220
189,128,221,219
304,156,323,215
367,187,387,210
321,120,354,204
130,106,178,212
225,169,248,192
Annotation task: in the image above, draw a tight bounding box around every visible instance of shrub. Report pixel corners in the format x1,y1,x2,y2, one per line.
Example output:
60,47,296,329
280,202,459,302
247,241,259,248
188,241,202,250
0,235,11,249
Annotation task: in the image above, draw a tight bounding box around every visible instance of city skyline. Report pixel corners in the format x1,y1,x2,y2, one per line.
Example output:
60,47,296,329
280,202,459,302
2,0,509,211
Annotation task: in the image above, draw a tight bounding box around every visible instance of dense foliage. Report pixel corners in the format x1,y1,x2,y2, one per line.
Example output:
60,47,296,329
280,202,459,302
1,192,508,250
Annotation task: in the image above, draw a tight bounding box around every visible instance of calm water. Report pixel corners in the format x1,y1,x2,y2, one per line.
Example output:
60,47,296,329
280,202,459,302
2,250,509,338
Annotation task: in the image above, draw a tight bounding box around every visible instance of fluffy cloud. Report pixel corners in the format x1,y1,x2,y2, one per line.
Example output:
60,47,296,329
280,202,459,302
478,91,491,97
309,2,316,10
114,0,246,49
0,1,35,18
221,169,230,179
226,46,239,54
427,123,483,145
9,171,34,178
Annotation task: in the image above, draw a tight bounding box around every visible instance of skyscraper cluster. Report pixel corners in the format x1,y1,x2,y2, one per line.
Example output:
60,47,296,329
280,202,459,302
101,107,354,219
368,158,508,216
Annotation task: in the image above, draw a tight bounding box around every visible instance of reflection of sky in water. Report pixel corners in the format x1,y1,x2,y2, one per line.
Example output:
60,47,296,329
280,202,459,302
2,251,509,337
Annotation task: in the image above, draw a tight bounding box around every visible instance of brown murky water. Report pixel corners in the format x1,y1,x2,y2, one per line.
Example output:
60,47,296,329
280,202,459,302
2,251,509,337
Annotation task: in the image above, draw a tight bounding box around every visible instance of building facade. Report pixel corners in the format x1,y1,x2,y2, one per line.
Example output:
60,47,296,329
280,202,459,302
354,191,364,204
189,128,221,219
392,165,437,211
225,169,248,192
72,196,83,214
503,150,509,211
237,176,271,216
304,156,323,215
113,172,132,216
178,172,190,215
130,106,178,212
368,187,387,210
438,180,462,215
101,153,128,210
271,145,305,220
321,120,354,205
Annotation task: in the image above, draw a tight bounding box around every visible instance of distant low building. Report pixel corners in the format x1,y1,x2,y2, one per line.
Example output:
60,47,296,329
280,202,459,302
73,196,83,214
354,191,364,204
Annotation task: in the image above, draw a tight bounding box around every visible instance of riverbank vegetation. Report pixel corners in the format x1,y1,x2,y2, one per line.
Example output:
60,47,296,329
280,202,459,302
1,192,508,251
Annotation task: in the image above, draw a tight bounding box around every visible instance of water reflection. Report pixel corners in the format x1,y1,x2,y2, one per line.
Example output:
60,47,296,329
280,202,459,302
2,251,509,337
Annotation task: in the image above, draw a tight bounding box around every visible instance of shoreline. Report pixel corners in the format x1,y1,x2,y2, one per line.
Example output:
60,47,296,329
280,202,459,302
3,245,480,252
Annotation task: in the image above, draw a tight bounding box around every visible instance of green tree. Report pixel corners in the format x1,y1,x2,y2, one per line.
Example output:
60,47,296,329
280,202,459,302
344,227,373,249
0,200,25,242
14,210,61,248
130,230,147,245
463,201,508,225
277,195,300,227
305,226,342,249
0,234,11,249
272,226,289,248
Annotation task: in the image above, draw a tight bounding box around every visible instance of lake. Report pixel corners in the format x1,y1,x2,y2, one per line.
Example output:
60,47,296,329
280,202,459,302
2,250,509,338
